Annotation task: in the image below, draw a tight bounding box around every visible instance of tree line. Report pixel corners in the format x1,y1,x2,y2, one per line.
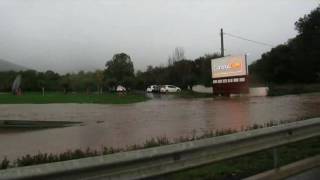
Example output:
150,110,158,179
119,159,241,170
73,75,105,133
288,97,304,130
0,70,103,93
0,51,220,93
249,6,320,84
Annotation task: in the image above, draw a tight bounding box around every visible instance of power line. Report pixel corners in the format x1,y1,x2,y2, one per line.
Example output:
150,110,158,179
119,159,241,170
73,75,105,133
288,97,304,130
223,32,274,47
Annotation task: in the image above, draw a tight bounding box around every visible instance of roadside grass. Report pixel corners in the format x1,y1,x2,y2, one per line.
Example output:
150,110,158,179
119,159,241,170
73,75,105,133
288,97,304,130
177,90,212,98
167,137,320,180
268,83,320,96
0,92,149,104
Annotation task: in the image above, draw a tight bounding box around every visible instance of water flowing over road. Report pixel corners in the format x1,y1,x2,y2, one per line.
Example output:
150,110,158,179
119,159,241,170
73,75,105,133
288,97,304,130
0,93,320,160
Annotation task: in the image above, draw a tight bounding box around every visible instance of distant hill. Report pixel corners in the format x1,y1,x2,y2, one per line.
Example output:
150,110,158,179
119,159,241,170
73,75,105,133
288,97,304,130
0,59,28,72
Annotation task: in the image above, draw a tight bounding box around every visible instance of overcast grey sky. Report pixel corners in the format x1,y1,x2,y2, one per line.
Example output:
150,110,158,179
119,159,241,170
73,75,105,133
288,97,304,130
0,0,318,73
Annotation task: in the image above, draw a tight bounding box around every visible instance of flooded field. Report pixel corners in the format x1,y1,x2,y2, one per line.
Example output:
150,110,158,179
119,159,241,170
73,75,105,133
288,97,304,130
0,93,320,160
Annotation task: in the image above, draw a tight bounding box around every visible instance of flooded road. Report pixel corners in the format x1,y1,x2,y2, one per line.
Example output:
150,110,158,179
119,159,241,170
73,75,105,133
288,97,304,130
0,93,320,160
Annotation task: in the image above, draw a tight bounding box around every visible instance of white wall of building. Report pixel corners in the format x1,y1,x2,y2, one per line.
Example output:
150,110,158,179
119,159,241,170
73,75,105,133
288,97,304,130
192,84,269,97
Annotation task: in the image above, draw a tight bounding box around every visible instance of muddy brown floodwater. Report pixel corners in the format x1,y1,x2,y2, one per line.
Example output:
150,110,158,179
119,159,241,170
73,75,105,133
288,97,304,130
0,93,320,160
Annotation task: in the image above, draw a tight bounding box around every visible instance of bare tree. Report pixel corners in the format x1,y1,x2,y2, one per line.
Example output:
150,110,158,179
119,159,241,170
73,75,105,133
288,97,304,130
168,47,185,66
174,47,185,61
168,56,174,66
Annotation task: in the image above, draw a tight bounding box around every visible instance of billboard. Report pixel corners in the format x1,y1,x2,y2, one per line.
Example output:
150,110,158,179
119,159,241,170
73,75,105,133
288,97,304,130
211,55,247,78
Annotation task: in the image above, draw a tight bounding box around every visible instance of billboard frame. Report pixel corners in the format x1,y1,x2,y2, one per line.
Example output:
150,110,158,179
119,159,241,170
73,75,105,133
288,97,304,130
212,55,249,95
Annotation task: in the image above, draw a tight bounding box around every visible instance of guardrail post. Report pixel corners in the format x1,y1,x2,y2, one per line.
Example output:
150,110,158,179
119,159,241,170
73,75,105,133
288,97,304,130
273,148,279,169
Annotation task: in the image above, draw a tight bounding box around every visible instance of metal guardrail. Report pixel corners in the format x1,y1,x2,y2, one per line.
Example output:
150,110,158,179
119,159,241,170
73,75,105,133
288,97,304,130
244,154,320,180
1,118,320,180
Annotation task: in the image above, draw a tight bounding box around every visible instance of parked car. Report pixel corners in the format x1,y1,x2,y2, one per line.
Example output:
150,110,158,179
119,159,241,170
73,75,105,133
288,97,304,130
116,85,126,92
146,85,160,93
160,85,181,93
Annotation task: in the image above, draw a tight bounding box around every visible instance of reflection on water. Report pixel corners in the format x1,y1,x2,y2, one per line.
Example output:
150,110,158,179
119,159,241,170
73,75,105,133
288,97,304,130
0,93,319,160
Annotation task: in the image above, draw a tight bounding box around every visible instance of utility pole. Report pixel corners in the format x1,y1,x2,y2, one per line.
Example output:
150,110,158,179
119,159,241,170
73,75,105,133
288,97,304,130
220,28,224,57
245,53,248,74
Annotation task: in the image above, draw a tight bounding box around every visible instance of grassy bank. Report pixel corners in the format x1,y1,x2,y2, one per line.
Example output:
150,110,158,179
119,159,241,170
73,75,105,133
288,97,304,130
268,84,320,96
166,136,320,180
177,90,212,98
0,92,149,104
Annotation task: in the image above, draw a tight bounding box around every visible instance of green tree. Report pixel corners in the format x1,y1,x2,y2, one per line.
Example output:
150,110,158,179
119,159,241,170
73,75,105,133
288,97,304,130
0,71,17,91
169,60,196,89
60,74,71,94
20,70,38,91
194,53,221,86
104,53,135,88
249,6,320,84
95,70,104,94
